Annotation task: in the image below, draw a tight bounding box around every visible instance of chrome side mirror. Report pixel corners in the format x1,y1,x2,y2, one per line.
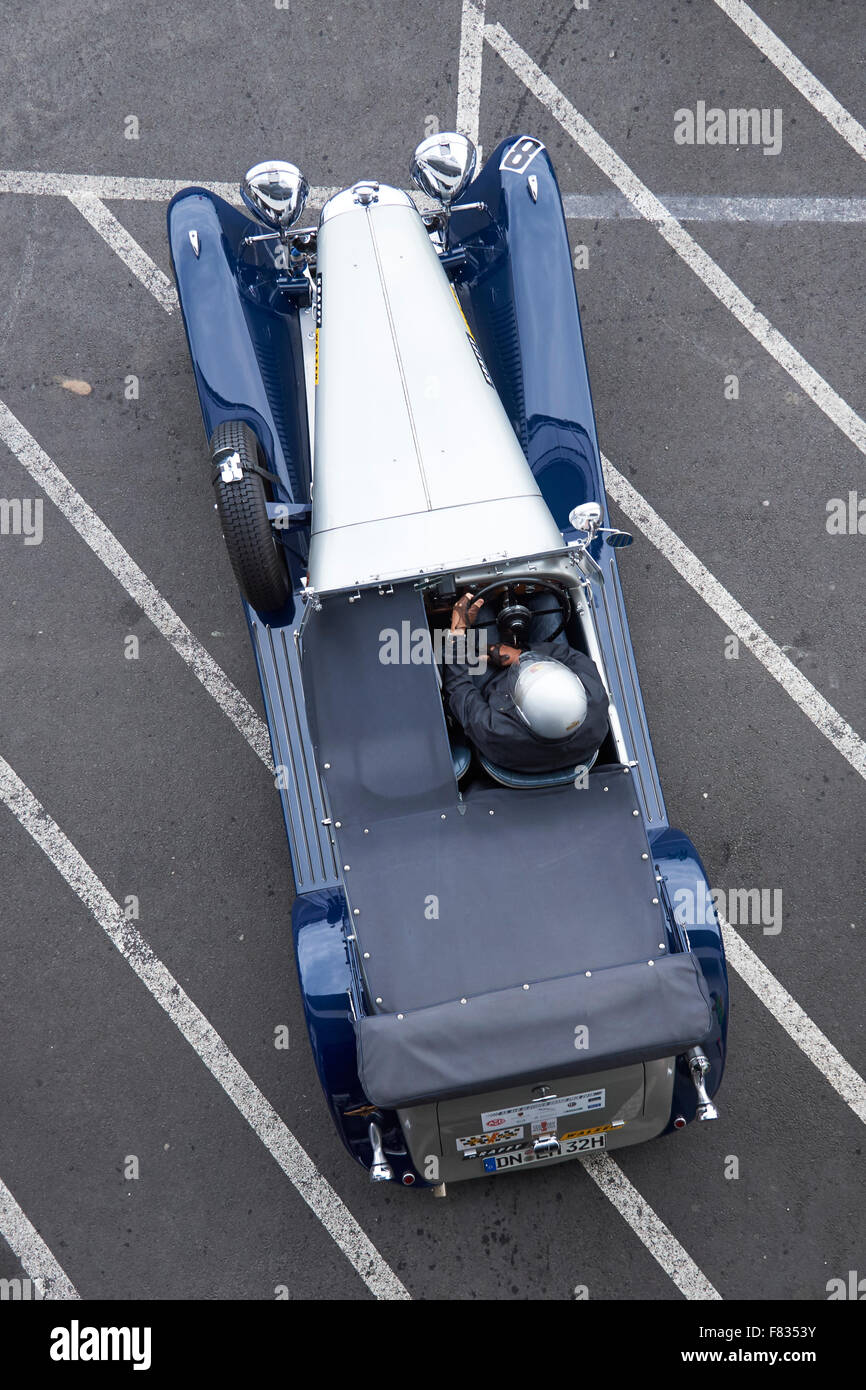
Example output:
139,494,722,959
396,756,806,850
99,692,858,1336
241,160,309,236
569,502,633,550
411,132,477,206
568,502,602,537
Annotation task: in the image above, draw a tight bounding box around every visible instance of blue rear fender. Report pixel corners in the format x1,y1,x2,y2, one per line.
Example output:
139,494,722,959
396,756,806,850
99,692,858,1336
650,826,729,1127
291,889,427,1185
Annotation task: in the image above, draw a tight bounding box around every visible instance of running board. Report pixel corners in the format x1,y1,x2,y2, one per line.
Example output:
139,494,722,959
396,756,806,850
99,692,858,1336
247,603,340,893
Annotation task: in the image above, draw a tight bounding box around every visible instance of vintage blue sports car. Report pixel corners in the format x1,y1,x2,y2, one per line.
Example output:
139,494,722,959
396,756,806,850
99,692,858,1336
167,133,728,1190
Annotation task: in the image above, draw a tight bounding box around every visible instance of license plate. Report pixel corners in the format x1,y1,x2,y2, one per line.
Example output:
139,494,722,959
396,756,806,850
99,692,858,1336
481,1132,605,1173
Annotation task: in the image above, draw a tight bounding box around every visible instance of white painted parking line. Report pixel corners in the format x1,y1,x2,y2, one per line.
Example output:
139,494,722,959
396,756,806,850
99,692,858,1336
0,400,273,770
485,24,866,461
0,753,410,1302
0,1175,80,1300
67,192,177,314
720,918,866,1124
0,169,341,206
7,167,866,223
457,0,486,158
582,1154,721,1299
563,193,866,223
602,453,866,784
711,0,866,162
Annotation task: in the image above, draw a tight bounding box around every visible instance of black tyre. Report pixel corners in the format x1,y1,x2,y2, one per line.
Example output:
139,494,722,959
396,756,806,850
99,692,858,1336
211,421,290,611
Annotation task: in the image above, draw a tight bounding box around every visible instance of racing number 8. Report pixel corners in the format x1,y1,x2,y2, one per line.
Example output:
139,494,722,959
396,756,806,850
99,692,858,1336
501,138,541,173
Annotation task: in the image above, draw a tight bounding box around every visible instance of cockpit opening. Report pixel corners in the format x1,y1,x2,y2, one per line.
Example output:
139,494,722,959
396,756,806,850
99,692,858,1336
420,571,621,790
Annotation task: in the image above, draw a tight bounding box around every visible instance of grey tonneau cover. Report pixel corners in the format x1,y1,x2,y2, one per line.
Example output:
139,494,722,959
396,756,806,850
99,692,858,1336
355,953,713,1109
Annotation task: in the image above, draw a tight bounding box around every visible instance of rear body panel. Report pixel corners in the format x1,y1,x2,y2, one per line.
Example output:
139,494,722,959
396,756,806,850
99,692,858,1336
400,1059,675,1184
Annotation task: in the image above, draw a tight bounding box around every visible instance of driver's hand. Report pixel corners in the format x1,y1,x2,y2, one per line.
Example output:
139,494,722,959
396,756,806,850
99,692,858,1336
451,592,483,634
489,643,521,668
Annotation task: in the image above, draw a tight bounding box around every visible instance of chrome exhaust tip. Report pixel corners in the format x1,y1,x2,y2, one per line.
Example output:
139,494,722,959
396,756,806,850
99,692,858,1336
688,1048,719,1121
368,1121,394,1182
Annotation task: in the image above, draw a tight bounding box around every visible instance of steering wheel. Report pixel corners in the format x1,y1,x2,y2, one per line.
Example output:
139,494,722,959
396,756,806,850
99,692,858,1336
464,577,571,645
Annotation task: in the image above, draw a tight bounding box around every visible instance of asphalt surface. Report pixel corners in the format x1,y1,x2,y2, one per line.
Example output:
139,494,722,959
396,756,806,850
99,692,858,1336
0,0,863,1303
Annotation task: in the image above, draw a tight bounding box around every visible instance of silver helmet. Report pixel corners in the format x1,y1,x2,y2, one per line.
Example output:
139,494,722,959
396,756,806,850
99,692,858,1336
510,653,588,741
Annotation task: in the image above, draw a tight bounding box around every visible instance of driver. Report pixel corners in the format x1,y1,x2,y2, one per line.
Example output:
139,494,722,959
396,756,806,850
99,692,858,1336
443,593,609,774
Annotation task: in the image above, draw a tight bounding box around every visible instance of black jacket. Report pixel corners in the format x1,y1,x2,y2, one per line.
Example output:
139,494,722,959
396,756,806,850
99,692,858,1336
443,640,610,773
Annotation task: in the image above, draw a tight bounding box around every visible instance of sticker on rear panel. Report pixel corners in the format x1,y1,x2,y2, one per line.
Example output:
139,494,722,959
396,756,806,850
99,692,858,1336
531,1118,559,1137
560,1123,619,1141
456,1127,524,1152
480,1089,605,1132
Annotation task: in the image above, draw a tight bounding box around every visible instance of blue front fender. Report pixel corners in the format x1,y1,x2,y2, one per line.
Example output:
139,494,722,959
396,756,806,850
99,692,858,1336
451,137,606,532
167,187,310,502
